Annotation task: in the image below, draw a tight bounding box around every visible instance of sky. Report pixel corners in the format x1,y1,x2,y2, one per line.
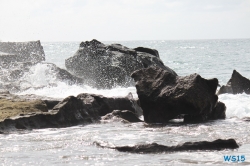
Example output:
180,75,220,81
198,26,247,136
0,0,250,42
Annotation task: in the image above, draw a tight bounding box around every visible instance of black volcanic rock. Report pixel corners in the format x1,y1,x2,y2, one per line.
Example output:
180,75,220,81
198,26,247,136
65,39,176,89
218,70,250,95
131,66,221,123
95,139,239,153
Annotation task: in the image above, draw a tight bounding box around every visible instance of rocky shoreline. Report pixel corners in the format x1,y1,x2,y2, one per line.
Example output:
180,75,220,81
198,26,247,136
1,39,250,153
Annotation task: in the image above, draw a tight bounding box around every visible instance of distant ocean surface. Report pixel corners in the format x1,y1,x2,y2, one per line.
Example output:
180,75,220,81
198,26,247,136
1,39,250,165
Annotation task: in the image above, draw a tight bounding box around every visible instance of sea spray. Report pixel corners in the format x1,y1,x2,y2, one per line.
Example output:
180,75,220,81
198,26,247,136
219,93,250,118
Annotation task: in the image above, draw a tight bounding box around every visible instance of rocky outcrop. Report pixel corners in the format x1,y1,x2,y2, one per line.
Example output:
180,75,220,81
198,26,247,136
95,139,239,153
131,66,224,123
0,92,142,130
65,39,176,89
102,110,143,123
217,70,250,95
0,40,45,65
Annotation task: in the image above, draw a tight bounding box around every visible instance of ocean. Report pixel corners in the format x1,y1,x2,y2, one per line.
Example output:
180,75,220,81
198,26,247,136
1,39,250,165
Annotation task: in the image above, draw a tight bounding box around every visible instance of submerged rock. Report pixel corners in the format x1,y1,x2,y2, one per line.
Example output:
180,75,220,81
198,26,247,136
65,39,176,89
217,70,250,95
131,66,224,123
95,139,239,153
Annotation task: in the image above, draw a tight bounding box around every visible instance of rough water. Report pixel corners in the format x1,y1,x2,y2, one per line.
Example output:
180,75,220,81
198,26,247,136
1,39,250,165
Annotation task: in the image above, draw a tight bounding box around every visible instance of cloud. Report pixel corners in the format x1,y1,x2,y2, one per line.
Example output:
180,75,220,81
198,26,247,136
0,0,249,41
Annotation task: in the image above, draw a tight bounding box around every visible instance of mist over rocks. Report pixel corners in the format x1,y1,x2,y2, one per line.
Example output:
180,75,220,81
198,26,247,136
0,40,45,64
131,66,225,123
65,39,177,89
0,62,84,93
217,70,250,95
0,40,85,93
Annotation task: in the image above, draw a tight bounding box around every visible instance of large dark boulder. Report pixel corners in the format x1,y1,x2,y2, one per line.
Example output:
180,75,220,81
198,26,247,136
95,139,239,153
0,40,45,65
65,39,176,89
131,66,223,123
217,70,250,95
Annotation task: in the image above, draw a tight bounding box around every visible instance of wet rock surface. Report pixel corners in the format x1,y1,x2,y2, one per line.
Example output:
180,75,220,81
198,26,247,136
131,66,224,123
95,139,239,153
102,110,143,123
0,92,142,130
65,39,177,89
218,70,250,95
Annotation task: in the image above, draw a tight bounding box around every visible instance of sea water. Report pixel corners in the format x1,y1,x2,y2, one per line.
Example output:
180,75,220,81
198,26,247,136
1,39,250,165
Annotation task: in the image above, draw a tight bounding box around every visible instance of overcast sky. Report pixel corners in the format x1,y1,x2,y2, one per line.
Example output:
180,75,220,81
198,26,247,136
0,0,250,42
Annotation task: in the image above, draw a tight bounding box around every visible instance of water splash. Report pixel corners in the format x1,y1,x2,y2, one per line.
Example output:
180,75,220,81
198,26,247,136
219,93,250,118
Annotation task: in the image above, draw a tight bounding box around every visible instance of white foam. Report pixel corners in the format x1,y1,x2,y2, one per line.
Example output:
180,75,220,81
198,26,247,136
17,82,137,99
19,63,57,90
219,93,250,118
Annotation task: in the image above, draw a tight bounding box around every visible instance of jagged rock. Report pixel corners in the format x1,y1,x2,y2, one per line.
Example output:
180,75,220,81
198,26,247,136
0,92,142,130
95,139,239,153
65,39,176,89
0,40,45,65
131,66,221,123
102,110,143,123
217,70,250,95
